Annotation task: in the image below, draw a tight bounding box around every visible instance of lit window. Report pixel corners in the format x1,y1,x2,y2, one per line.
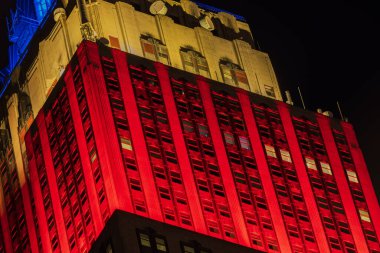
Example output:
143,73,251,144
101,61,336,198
183,246,195,253
182,242,212,253
280,149,292,163
346,170,358,183
106,243,113,253
224,132,235,145
239,136,251,150
320,162,332,175
305,157,317,170
120,137,132,151
141,35,170,64
265,145,277,158
264,84,276,98
155,237,167,252
89,148,97,163
359,209,371,222
198,124,209,137
180,48,210,77
139,233,151,247
220,60,249,88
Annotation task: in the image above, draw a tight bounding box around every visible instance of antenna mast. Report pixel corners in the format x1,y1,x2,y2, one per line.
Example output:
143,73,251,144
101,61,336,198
337,101,344,120
297,86,306,109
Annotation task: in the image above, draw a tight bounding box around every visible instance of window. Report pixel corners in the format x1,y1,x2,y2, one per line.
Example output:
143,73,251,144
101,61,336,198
182,120,194,133
346,170,358,183
183,246,195,253
316,197,329,209
137,230,168,252
280,149,292,163
89,148,97,163
180,48,210,77
305,157,317,170
252,235,263,246
359,209,371,222
264,84,275,98
120,137,132,151
198,124,209,137
156,111,168,124
105,242,113,253
109,35,120,49
323,217,335,230
213,184,225,197
331,201,344,214
265,145,277,158
138,232,151,247
141,35,170,64
268,243,279,251
320,162,332,175
181,242,212,253
338,221,350,234
219,60,249,88
255,196,268,210
155,237,167,252
239,136,250,150
223,132,235,145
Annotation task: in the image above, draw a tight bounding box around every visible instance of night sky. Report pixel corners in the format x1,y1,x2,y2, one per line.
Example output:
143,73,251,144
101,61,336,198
0,0,379,200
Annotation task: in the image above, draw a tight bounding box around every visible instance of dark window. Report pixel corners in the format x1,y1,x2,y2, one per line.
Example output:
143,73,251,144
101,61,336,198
198,124,209,137
182,120,194,132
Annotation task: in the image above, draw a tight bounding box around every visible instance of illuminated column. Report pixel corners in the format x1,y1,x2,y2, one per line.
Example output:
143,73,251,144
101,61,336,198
111,49,163,221
277,101,330,253
317,115,369,253
25,132,53,253
36,113,70,253
76,42,132,212
64,68,104,235
6,94,39,253
237,90,292,252
54,8,73,59
153,62,207,233
341,122,380,243
198,77,250,246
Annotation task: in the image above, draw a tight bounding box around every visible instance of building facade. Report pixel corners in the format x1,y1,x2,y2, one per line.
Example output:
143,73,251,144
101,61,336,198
0,0,379,253
22,41,380,253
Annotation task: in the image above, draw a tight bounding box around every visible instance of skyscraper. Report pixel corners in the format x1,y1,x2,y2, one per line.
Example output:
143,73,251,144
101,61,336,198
0,0,379,252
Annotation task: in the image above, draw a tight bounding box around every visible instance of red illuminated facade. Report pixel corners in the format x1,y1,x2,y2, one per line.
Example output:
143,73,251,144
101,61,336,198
17,40,380,253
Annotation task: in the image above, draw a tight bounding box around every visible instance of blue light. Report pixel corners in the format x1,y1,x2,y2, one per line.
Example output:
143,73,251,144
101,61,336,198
194,1,246,22
0,0,56,97
35,0,50,21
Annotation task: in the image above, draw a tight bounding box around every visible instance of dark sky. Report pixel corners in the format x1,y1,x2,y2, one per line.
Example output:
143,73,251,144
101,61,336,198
0,0,379,200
